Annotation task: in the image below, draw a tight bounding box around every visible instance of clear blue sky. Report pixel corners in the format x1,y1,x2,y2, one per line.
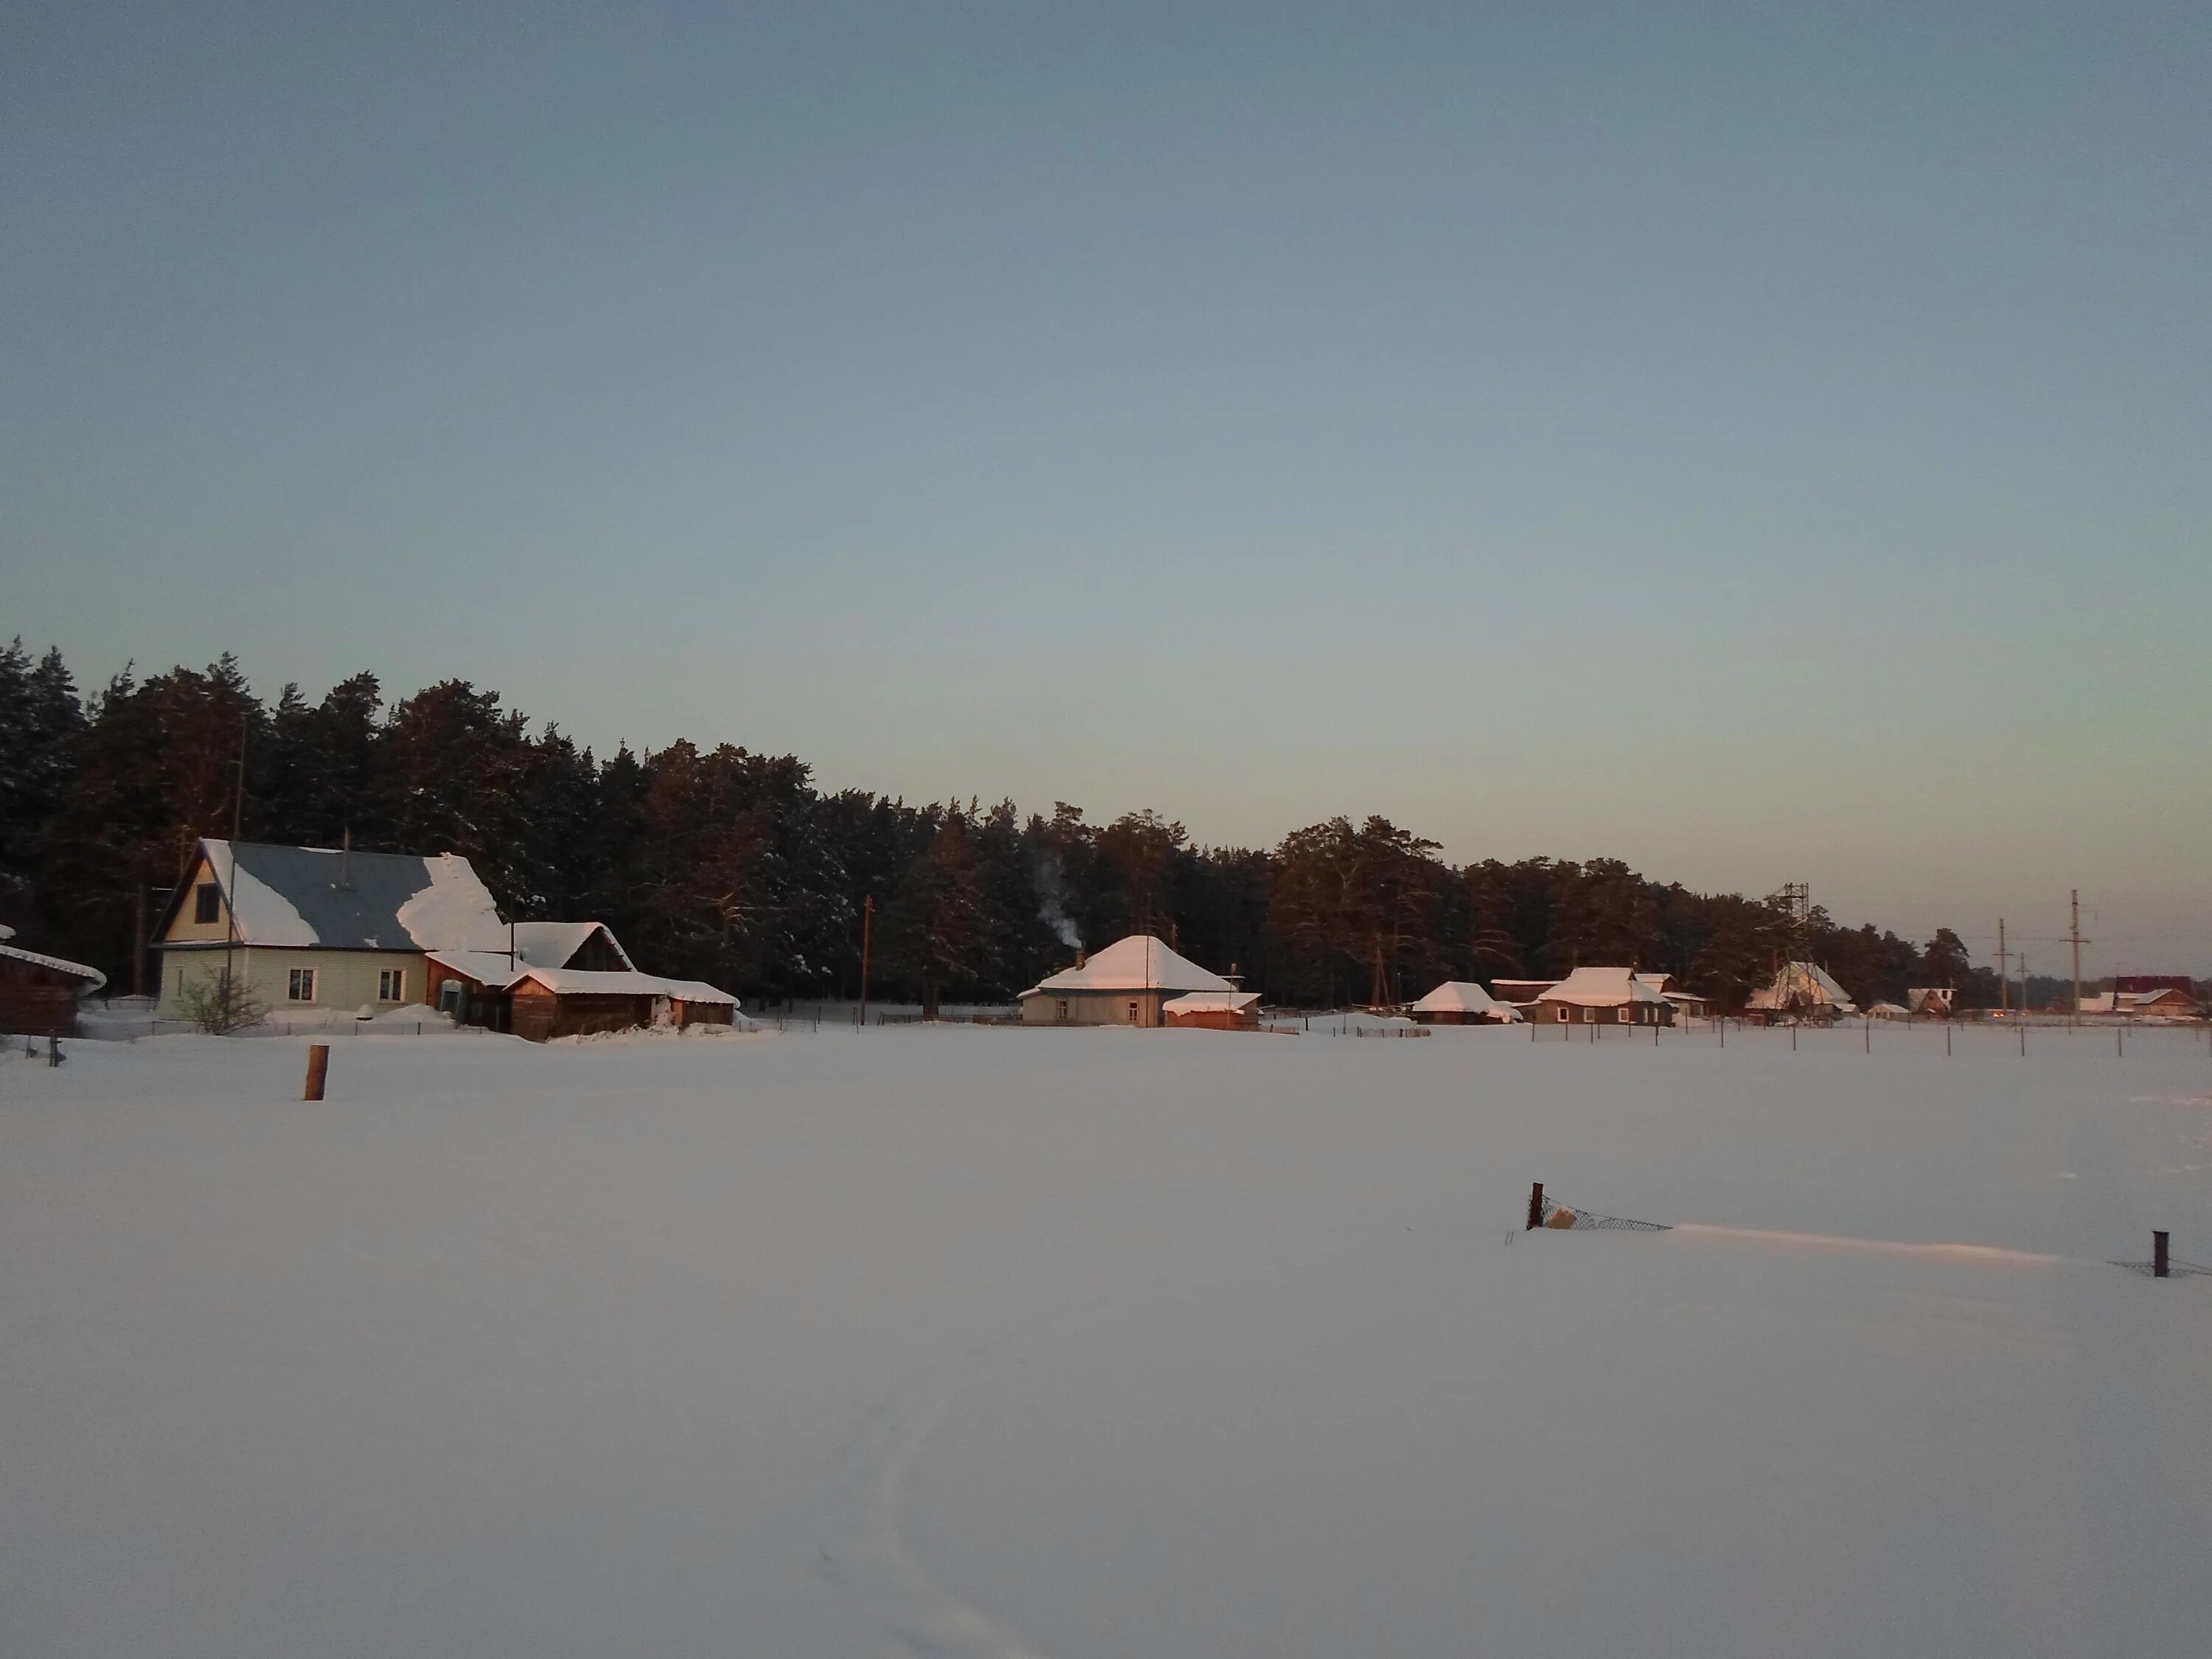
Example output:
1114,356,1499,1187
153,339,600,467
4,3,2207,970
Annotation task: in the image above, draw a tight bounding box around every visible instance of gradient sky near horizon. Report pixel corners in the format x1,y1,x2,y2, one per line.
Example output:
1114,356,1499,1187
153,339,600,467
5,3,2208,971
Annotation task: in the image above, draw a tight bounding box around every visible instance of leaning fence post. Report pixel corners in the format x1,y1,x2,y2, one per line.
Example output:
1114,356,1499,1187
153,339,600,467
1526,1182,1545,1231
303,1043,330,1102
2153,1231,2169,1279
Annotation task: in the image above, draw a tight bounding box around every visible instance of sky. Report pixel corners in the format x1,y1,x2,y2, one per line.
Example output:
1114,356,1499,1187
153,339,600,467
4,3,2208,972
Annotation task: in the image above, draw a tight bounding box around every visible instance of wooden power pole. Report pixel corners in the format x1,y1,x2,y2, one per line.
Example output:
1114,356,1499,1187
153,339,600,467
2067,890,2088,1020
1995,919,2010,1015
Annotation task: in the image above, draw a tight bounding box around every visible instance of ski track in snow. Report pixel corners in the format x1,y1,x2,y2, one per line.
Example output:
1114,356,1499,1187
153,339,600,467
827,1230,1415,1659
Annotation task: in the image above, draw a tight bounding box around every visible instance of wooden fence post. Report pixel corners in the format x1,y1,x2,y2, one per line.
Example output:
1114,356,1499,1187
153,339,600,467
2153,1231,2169,1279
303,1043,330,1102
1526,1182,1545,1231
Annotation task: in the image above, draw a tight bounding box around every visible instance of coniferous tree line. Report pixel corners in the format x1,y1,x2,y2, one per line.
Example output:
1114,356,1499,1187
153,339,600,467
1,641,2013,1010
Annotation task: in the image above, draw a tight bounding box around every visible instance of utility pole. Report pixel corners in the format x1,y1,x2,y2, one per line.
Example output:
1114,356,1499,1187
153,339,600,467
858,894,874,1028
2067,890,2088,1021
1995,919,2010,1015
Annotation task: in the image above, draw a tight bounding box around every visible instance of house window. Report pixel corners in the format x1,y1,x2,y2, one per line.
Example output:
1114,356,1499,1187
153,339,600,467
1056,1000,1069,1023
194,883,220,924
1128,1001,1140,1024
288,967,317,1003
378,969,406,1002
1557,1006,1569,1022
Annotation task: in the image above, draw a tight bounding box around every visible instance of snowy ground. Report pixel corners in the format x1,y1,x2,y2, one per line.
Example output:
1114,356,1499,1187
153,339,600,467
4,1021,2210,1658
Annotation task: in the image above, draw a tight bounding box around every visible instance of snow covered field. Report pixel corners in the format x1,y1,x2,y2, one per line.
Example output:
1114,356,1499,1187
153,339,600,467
5,1023,2210,1658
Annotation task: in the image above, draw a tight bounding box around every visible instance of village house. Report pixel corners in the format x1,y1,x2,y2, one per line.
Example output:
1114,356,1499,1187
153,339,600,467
1905,987,1956,1018
2081,986,2202,1019
1745,961,1856,1023
156,839,511,1020
1019,935,1237,1027
156,840,736,1040
1408,981,1522,1025
0,924,106,1038
1535,967,1675,1026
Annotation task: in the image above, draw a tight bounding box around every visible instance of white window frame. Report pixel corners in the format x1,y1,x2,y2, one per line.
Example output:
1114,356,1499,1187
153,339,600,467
378,968,406,1002
1557,1006,1569,1023
288,967,317,1003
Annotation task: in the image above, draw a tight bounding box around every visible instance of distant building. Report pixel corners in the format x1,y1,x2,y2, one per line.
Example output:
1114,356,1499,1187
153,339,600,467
1536,967,1675,1026
1408,981,1522,1025
1746,961,1856,1023
0,924,105,1037
1635,972,1708,1022
2081,987,2201,1019
1019,936,1236,1027
1867,1001,1911,1019
1905,987,1956,1018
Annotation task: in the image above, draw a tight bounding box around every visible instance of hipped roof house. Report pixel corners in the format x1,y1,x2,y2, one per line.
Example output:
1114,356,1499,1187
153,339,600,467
1020,934,1237,1027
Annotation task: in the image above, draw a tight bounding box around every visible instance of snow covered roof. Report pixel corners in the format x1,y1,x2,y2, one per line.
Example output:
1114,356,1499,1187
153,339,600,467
1024,936,1234,996
1161,990,1262,1015
1537,967,1667,1007
1491,978,1559,1001
425,951,737,1006
181,841,510,953
1411,981,1521,1019
0,940,106,993
1745,961,1855,1012
1867,1001,1910,1016
511,921,633,970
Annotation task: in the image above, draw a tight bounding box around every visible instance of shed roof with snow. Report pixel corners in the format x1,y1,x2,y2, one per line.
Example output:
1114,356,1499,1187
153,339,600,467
425,950,736,1006
1410,981,1521,1019
510,921,634,971
1537,967,1669,1008
1024,936,1234,996
1161,990,1262,1015
0,937,106,993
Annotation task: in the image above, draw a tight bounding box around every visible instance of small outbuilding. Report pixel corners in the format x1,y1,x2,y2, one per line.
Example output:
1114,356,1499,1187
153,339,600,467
0,925,107,1037
425,950,737,1041
1020,935,1237,1027
1635,972,1708,1022
1162,990,1264,1030
1408,981,1522,1025
1535,967,1675,1026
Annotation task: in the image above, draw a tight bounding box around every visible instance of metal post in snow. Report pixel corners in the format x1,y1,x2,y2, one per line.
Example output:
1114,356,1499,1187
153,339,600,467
1526,1182,1545,1231
2153,1231,2169,1279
